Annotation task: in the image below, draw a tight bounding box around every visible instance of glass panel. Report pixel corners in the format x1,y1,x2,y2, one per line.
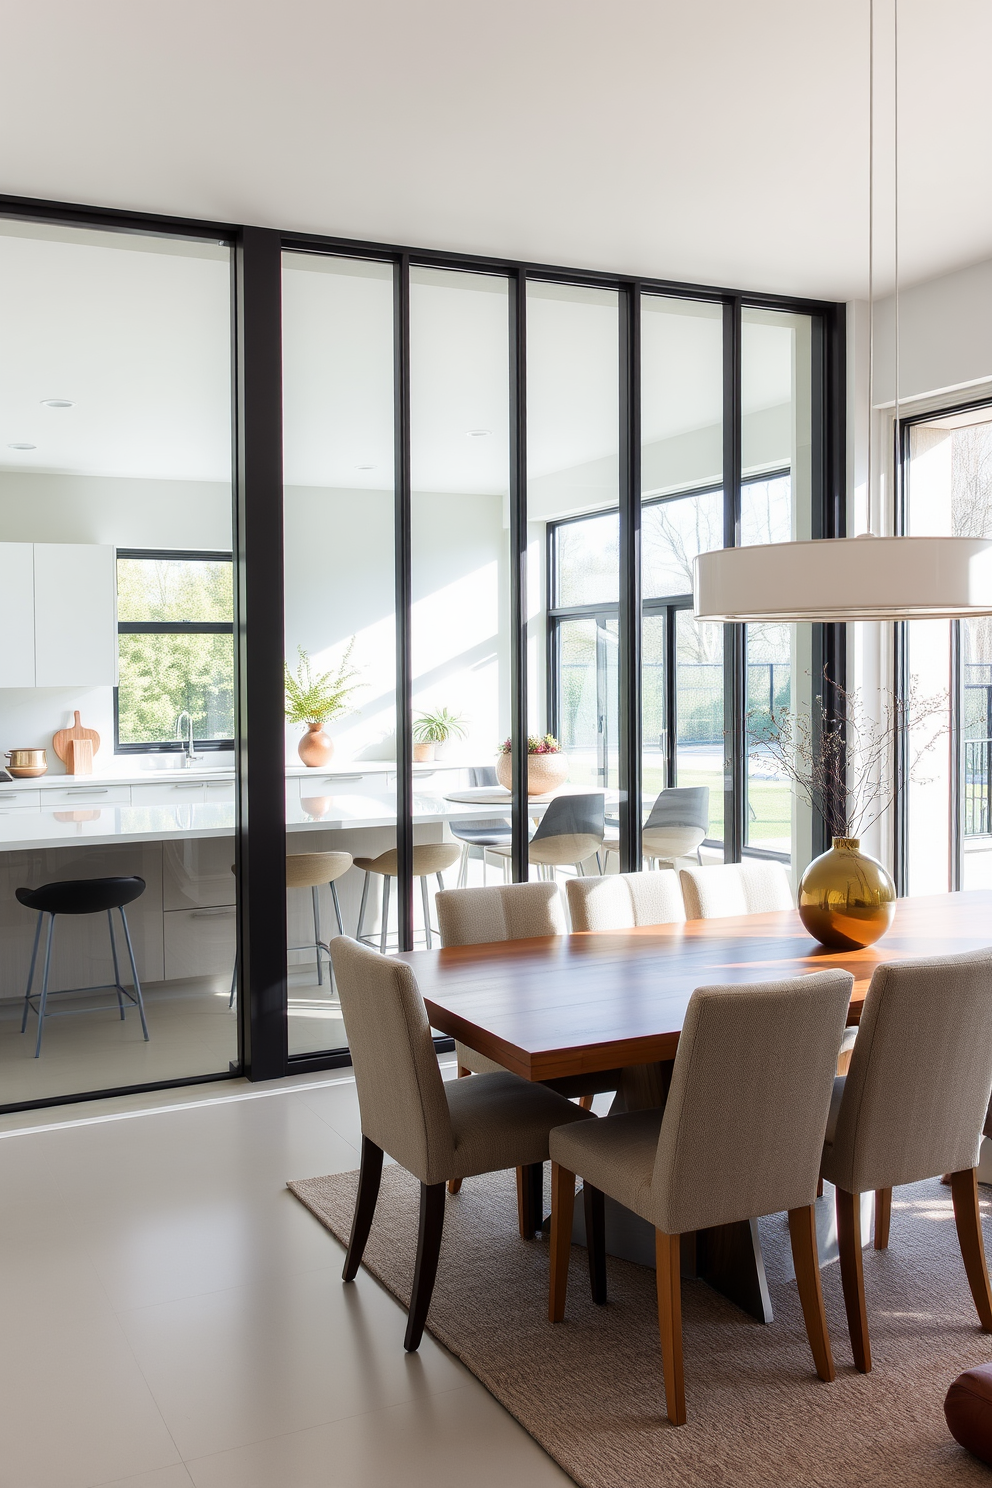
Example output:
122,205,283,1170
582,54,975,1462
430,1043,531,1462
531,281,619,844
906,408,992,890
746,623,793,856
641,297,724,863
0,219,236,1107
740,473,793,547
675,609,724,848
282,253,395,1053
411,265,511,898
554,513,618,608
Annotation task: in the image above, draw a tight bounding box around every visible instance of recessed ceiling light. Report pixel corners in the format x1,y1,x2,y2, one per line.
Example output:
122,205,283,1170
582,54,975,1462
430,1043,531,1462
41,398,74,409
466,428,491,438
7,442,36,450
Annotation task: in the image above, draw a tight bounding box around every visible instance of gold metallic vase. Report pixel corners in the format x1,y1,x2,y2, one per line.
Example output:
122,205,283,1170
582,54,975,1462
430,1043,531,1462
798,837,896,951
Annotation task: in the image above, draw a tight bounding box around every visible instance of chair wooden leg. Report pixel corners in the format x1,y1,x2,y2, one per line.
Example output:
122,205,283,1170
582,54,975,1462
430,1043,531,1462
516,1161,543,1239
655,1230,686,1426
583,1182,607,1304
950,1168,992,1331
835,1185,871,1372
549,1162,576,1322
447,1177,462,1194
404,1181,446,1351
874,1187,892,1249
342,1136,384,1282
816,1175,824,1198
787,1204,835,1382
578,1094,594,1111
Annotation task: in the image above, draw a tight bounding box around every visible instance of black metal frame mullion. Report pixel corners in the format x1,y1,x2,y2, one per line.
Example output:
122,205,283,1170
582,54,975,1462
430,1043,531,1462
949,617,962,891
722,296,745,863
509,269,529,883
618,282,642,871
232,226,287,1081
393,256,414,946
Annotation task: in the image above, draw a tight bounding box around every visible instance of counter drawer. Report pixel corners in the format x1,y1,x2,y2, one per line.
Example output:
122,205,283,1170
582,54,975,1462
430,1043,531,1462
297,772,368,800
131,782,206,805
163,836,237,911
41,784,130,806
163,905,236,980
0,789,41,810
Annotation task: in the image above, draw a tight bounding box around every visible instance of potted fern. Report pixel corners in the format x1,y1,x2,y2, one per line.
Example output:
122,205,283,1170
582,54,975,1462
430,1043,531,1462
412,706,467,762
285,640,364,767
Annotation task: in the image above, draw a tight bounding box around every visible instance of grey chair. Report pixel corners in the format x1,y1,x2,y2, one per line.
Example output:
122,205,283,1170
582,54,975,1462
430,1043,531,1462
548,968,853,1424
329,934,593,1350
566,870,686,932
489,792,605,882
448,767,512,887
605,786,711,869
821,949,992,1373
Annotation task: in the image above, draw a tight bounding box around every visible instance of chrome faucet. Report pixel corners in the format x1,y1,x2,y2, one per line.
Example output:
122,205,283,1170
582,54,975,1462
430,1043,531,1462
175,712,201,768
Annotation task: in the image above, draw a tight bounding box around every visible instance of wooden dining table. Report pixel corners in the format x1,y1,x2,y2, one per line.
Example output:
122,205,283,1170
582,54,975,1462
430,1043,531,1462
397,889,992,1322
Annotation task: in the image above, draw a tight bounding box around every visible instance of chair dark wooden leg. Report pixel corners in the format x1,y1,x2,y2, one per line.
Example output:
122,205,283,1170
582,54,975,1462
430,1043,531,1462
342,1136,384,1282
950,1168,992,1331
583,1182,607,1304
874,1187,892,1249
835,1185,871,1372
516,1161,543,1239
787,1204,835,1382
655,1229,686,1426
404,1181,446,1352
549,1162,576,1322
816,1175,824,1198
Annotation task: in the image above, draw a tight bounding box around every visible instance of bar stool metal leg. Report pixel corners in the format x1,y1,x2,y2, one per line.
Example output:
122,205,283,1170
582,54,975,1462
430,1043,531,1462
421,876,432,950
311,885,324,986
380,876,391,955
330,880,344,935
357,871,370,941
457,841,469,888
34,913,56,1058
119,907,150,1041
107,910,126,1019
21,911,43,1033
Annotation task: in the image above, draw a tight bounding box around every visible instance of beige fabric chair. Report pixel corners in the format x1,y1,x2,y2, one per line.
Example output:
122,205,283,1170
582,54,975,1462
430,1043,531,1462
354,842,461,952
566,871,686,932
549,968,853,1424
329,935,592,1350
679,860,793,920
821,949,992,1373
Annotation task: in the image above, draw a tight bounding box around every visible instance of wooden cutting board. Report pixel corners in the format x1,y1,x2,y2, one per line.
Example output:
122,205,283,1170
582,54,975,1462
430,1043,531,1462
53,710,101,766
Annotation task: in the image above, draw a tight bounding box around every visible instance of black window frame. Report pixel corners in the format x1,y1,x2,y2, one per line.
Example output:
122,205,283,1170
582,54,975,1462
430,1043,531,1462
114,546,235,755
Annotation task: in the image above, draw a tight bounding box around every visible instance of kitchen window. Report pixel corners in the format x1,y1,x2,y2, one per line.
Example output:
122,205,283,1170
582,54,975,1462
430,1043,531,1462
115,548,235,752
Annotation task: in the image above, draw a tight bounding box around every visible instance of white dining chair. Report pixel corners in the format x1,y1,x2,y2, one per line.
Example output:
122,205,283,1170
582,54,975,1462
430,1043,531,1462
679,860,793,919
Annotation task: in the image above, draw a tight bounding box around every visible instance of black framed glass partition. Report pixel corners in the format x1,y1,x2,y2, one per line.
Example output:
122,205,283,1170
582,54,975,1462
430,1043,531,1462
0,189,845,1110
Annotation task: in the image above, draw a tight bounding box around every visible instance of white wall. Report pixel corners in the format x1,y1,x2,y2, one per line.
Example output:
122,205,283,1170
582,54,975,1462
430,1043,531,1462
872,256,992,408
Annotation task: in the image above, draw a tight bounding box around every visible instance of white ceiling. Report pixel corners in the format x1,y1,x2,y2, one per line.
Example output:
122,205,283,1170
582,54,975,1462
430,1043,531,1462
0,1,990,303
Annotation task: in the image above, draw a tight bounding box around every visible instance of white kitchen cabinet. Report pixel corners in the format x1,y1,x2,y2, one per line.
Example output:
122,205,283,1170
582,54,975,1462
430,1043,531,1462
163,905,237,979
163,835,237,911
33,543,117,687
0,543,36,687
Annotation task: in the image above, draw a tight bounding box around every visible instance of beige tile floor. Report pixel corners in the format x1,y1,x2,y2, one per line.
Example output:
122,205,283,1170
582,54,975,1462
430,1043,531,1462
0,1066,574,1488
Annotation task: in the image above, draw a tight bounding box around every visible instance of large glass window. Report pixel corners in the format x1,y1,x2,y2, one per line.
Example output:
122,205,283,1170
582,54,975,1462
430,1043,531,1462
116,550,234,750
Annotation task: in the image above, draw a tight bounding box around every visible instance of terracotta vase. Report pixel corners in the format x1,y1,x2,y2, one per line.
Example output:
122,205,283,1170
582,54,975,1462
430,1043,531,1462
495,750,568,797
413,741,435,762
798,837,896,950
298,722,334,768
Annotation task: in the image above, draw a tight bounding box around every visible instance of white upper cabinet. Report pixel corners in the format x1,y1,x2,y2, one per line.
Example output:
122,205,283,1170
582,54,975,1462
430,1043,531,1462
0,542,117,688
0,544,36,687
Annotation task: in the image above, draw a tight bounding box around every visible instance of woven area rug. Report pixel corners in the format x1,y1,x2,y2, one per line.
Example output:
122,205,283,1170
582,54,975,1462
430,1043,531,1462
288,1166,992,1488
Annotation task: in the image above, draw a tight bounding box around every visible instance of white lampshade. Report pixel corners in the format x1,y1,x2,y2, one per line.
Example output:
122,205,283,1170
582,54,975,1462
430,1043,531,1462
692,534,992,622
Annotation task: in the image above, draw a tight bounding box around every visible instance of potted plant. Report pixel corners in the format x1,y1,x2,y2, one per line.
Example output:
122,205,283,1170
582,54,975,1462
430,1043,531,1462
496,733,568,797
749,671,946,950
285,640,364,767
412,707,467,762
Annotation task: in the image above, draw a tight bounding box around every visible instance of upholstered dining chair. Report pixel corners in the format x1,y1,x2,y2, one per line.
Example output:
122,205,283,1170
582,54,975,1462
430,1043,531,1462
548,968,854,1425
329,934,592,1350
566,870,686,932
679,860,793,919
820,949,992,1373
488,793,605,882
436,881,621,1216
603,786,710,869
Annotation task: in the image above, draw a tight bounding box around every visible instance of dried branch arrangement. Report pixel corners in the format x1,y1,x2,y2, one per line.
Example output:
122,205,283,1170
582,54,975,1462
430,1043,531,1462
747,670,948,840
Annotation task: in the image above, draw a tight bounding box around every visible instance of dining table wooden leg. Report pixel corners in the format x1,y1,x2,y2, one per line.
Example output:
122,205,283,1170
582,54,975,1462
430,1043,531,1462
873,1186,891,1249
549,1162,576,1322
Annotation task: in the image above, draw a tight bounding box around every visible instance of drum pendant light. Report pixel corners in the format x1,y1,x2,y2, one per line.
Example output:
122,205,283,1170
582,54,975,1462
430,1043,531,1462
693,0,992,624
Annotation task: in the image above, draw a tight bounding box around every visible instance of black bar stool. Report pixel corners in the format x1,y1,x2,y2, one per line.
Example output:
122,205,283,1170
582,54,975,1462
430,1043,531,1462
15,876,149,1058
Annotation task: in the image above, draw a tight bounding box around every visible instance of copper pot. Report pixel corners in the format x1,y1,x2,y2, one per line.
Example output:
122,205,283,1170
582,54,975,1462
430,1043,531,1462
5,748,47,778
